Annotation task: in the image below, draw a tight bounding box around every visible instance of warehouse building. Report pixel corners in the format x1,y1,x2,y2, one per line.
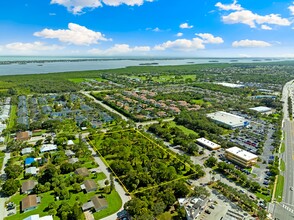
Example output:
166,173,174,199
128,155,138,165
249,106,272,114
196,138,221,150
225,147,258,167
207,111,250,129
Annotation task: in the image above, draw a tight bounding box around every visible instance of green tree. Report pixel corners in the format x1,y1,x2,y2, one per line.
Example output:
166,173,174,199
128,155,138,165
192,186,210,198
204,156,218,168
2,179,20,196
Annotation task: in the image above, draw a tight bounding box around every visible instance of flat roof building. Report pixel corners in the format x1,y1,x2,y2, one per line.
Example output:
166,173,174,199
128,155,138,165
207,111,249,129
196,138,221,150
225,147,258,167
40,144,57,153
249,106,272,114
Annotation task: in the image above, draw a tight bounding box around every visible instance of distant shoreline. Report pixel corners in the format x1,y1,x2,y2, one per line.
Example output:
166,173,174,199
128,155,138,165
0,57,292,76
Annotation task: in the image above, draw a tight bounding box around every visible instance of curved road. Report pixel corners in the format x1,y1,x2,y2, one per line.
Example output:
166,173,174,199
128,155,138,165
81,91,129,121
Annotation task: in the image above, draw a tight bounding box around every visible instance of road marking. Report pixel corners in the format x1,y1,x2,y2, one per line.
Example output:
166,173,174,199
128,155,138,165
282,204,294,214
292,155,294,160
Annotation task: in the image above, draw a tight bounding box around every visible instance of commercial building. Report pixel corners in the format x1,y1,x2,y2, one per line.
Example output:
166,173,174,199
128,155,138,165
225,147,258,167
215,82,245,88
249,106,272,114
207,111,249,129
196,138,221,150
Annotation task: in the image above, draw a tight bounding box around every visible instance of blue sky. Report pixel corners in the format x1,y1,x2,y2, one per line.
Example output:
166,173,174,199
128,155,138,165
0,0,294,57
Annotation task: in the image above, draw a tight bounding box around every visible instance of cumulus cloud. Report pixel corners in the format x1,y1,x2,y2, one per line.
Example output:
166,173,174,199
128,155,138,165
34,23,109,46
196,33,224,44
261,24,272,30
289,3,294,15
176,32,183,37
180,23,193,29
89,44,150,55
215,0,243,11
154,33,223,51
51,0,153,14
154,38,204,51
4,41,63,52
232,39,272,48
222,10,291,28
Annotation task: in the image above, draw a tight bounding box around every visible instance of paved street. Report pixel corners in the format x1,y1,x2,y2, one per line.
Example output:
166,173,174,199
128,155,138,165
81,91,129,121
271,80,294,220
0,148,11,220
84,140,131,220
281,80,294,206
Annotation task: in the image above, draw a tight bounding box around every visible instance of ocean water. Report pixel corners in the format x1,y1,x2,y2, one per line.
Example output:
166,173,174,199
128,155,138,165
0,56,290,76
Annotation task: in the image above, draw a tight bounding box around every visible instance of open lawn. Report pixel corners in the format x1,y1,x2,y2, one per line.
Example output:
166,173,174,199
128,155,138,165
168,121,198,136
275,175,284,202
0,151,4,172
7,105,17,130
280,159,285,172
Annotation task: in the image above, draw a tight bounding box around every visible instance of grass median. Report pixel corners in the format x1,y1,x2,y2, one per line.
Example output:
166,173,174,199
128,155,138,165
275,175,284,202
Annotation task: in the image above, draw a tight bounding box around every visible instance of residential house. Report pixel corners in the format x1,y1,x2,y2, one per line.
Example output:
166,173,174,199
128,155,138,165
82,195,108,212
21,195,40,212
21,180,37,194
65,149,75,157
25,167,38,176
67,140,75,147
40,144,57,153
81,179,98,193
68,158,79,164
23,214,53,220
75,167,89,177
16,131,31,141
22,147,34,155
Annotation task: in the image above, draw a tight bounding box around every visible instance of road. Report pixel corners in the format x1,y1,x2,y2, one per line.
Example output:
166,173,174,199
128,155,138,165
84,140,131,220
272,80,294,220
281,80,294,205
135,117,174,127
0,149,11,220
80,91,129,121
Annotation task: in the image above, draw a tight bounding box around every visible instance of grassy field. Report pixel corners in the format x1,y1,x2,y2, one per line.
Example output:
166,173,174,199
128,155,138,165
280,159,285,172
168,121,198,136
280,142,285,154
7,105,17,129
0,151,4,172
275,175,284,202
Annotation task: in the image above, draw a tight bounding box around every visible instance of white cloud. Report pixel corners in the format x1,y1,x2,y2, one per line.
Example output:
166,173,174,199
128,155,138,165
222,10,291,28
154,33,223,51
34,23,109,46
154,38,205,51
196,33,224,44
232,39,272,48
51,0,153,14
215,0,243,11
176,32,183,37
152,27,161,32
4,41,63,52
180,23,193,29
89,44,150,55
261,25,272,30
289,4,294,15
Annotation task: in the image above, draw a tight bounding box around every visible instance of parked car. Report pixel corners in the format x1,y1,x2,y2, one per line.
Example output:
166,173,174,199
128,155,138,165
205,210,211,214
